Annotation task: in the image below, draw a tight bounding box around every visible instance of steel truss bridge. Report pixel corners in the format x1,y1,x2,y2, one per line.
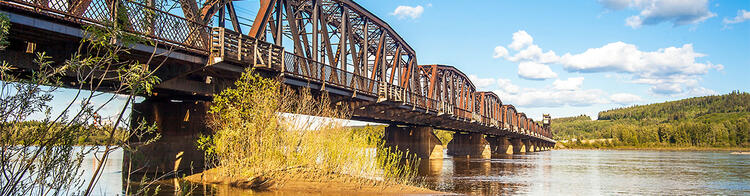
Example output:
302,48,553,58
0,0,554,149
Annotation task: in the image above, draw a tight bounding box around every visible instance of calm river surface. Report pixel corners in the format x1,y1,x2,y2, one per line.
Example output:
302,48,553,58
85,148,750,195
419,149,750,195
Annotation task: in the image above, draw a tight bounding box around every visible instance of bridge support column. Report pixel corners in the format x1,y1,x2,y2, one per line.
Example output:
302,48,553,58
487,136,512,155
523,139,535,153
125,99,209,175
510,138,525,154
540,142,546,151
447,132,491,158
383,125,444,160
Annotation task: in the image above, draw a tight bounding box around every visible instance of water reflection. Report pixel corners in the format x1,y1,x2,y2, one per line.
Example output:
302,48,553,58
80,147,750,195
418,149,750,195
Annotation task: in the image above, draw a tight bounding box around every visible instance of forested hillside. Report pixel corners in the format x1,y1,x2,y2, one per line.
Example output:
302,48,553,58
553,92,750,149
598,91,750,121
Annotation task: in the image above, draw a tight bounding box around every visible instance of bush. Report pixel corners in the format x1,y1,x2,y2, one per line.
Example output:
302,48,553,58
205,68,419,188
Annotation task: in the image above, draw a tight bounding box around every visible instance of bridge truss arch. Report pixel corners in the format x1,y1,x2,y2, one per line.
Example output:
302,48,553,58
417,64,476,119
502,105,517,131
239,0,422,98
475,91,502,128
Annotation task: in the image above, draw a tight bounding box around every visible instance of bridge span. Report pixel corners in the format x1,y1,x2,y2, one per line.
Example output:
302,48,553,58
0,0,555,173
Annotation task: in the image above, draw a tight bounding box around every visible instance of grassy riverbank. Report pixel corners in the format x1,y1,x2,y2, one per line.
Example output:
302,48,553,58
2,121,128,145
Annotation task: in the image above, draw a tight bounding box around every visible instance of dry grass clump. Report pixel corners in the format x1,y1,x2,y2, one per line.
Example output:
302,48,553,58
199,68,419,190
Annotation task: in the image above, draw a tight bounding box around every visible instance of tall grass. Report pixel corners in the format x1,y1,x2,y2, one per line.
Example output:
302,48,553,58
201,68,420,189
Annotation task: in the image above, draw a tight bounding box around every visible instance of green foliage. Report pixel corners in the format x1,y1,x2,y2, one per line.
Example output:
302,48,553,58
598,91,750,121
375,144,420,184
206,69,420,188
348,125,387,147
0,13,9,50
553,115,591,123
555,92,750,149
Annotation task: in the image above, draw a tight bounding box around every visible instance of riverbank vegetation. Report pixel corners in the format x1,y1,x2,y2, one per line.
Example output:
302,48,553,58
553,92,750,150
1,121,128,145
0,12,170,195
193,69,423,192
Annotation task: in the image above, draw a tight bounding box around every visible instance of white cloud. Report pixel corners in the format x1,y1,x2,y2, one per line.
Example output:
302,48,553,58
494,30,560,80
610,93,643,105
507,45,560,64
471,75,647,109
599,0,716,28
493,87,610,108
508,30,534,50
650,83,683,94
496,78,520,94
559,41,720,94
468,75,496,90
560,42,710,76
493,30,720,96
518,62,558,80
723,9,750,24
391,5,424,19
553,77,585,91
686,87,717,97
493,46,509,58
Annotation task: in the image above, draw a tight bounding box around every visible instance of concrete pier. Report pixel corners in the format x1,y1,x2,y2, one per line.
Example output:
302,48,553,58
383,125,444,160
447,132,491,158
510,138,526,154
487,136,513,155
125,99,209,175
535,141,542,152
526,140,536,152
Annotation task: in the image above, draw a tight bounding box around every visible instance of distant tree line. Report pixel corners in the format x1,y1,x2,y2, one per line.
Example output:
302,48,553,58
598,91,750,121
553,92,750,148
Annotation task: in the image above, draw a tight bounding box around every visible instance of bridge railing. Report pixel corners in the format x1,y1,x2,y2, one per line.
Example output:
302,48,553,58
403,89,440,113
211,27,284,69
2,0,211,53
481,116,500,127
282,52,379,97
379,82,453,115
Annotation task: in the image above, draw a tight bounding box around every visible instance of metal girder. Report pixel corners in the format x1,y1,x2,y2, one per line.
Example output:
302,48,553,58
247,0,418,90
417,64,476,117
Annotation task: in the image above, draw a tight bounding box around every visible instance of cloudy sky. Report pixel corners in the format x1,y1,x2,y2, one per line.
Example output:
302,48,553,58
348,0,749,119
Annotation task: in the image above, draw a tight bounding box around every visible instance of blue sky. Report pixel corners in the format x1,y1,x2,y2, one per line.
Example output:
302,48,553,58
33,0,750,123
350,0,750,120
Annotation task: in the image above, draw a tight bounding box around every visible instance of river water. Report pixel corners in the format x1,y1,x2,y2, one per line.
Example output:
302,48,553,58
419,150,750,195
82,148,749,195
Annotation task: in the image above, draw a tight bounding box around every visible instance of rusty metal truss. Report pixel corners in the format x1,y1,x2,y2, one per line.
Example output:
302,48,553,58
418,64,476,119
0,0,554,142
246,0,420,94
